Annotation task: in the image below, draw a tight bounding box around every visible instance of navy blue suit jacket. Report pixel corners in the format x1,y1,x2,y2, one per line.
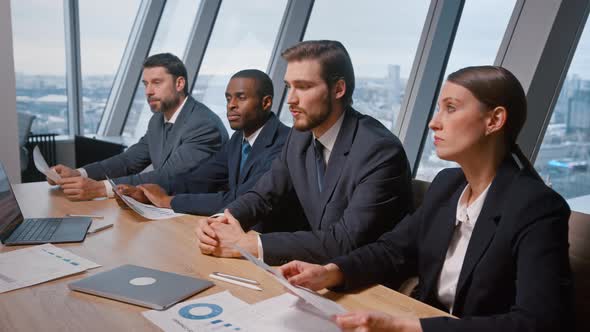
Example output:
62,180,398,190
331,157,573,332
227,107,413,265
166,113,289,216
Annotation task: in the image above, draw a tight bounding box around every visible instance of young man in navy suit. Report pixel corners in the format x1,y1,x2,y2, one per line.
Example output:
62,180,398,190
116,69,290,216
196,40,413,265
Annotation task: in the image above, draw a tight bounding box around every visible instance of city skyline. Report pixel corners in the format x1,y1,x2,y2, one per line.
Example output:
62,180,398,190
10,0,590,203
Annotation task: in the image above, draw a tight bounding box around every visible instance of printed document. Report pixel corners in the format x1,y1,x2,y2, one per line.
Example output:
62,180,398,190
143,290,259,332
108,178,185,220
234,244,346,317
0,244,100,293
143,291,340,332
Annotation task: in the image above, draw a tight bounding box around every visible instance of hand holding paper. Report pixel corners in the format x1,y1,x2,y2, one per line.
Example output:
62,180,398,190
33,146,61,183
279,260,344,291
233,244,347,318
108,177,185,220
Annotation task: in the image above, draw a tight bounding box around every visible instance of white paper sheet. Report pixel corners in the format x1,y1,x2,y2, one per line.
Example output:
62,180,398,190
0,244,100,293
233,244,347,317
108,178,185,220
143,291,340,332
33,146,61,182
251,293,340,331
143,290,261,332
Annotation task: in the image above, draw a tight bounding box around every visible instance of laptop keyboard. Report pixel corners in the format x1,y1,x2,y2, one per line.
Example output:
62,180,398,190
9,218,61,242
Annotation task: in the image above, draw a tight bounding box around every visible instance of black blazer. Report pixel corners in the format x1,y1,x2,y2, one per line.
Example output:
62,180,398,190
165,113,289,216
227,107,413,265
331,157,573,332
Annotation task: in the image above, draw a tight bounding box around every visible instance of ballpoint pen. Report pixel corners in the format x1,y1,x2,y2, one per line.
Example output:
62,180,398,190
209,272,262,291
67,214,104,219
87,223,114,234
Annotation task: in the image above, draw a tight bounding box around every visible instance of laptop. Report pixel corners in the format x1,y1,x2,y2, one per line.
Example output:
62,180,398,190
68,264,214,310
0,162,92,246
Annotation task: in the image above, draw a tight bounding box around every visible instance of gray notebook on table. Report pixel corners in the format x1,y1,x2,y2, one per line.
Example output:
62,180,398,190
68,264,214,310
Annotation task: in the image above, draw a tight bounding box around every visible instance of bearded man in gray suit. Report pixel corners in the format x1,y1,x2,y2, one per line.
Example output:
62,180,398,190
49,53,228,201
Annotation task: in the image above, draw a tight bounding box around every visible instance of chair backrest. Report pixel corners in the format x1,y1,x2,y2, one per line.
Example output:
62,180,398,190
398,179,432,296
412,178,430,210
17,112,36,146
569,210,590,331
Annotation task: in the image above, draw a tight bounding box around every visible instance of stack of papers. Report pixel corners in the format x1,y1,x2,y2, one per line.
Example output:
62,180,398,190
0,244,100,293
143,291,341,332
144,245,347,331
108,178,185,220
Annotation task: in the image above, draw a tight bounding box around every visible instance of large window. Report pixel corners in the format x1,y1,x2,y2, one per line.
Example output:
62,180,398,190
535,19,590,213
192,0,288,134
12,0,68,135
79,0,141,134
123,0,202,138
415,0,517,181
279,0,431,129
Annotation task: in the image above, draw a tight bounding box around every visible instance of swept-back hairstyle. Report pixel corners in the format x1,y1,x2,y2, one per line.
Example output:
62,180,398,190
143,53,188,96
447,66,539,177
281,40,355,106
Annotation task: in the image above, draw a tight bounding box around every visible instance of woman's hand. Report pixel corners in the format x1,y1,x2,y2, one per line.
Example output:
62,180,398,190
279,261,344,290
334,311,422,332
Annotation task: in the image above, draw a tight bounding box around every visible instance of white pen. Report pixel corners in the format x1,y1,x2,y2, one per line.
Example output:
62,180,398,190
67,214,104,219
209,273,262,291
87,224,114,234
213,272,259,285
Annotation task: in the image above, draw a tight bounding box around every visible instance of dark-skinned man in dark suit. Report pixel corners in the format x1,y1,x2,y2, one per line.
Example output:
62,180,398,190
115,70,290,217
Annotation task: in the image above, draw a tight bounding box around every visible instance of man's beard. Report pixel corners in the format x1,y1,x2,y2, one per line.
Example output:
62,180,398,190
293,96,333,132
150,94,181,113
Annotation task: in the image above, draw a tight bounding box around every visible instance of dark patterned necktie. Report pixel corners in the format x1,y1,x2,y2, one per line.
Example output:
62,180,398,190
313,139,326,192
240,140,252,172
164,122,174,142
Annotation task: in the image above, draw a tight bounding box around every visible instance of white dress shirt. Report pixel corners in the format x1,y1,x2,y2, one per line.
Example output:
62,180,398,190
244,123,264,147
257,111,345,261
313,111,345,165
79,96,188,198
437,181,492,314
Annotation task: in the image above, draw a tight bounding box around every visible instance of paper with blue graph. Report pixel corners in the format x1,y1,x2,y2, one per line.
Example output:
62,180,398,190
0,244,100,293
142,290,340,332
143,290,257,332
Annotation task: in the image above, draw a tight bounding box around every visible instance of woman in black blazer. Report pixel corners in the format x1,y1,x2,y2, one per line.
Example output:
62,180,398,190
279,66,573,332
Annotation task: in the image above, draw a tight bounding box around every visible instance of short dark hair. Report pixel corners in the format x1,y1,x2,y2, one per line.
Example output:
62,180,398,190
143,53,188,96
447,66,526,148
230,69,274,100
281,40,355,106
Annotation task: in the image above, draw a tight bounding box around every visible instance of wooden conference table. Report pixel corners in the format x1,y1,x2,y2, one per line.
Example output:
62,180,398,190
0,182,449,331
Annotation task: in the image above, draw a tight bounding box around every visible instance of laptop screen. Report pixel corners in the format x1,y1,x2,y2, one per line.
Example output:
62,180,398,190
0,163,25,240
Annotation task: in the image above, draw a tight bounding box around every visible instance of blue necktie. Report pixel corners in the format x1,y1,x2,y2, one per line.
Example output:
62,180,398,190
313,139,326,192
240,140,252,172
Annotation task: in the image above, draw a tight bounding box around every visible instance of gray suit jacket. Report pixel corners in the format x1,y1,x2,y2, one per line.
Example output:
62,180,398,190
227,107,413,265
84,96,228,185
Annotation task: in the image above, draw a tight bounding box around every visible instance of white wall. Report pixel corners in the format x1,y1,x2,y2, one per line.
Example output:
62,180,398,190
0,0,21,182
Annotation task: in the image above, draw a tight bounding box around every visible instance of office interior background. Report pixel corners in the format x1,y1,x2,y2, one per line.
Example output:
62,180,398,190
1,0,590,214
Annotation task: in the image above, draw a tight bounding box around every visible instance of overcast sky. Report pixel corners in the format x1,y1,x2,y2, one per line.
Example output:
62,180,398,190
10,0,590,80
